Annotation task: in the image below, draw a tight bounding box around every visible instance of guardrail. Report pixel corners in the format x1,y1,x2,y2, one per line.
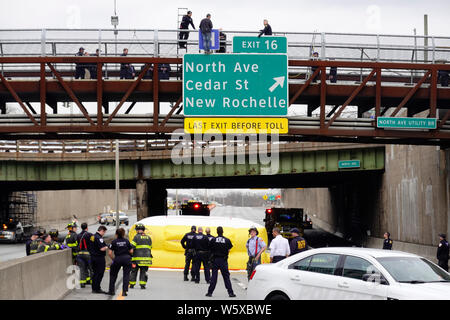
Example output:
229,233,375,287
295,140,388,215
1,28,449,80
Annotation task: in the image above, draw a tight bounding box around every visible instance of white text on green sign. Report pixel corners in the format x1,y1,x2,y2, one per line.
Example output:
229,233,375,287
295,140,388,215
377,117,437,129
338,160,361,169
233,36,287,54
183,54,288,117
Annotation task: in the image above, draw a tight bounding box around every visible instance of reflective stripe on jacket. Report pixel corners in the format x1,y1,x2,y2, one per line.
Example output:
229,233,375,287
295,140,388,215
131,233,153,266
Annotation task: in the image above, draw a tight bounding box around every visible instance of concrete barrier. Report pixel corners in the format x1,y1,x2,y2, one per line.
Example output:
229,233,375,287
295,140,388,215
0,249,72,300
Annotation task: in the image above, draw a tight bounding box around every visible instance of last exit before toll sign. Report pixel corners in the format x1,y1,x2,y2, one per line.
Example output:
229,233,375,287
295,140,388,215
183,54,288,117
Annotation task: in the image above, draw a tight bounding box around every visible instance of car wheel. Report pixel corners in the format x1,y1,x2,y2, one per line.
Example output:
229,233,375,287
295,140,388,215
267,293,290,301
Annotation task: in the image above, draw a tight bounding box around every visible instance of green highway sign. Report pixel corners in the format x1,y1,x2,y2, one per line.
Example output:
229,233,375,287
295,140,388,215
377,117,437,129
233,36,287,54
338,160,361,169
183,53,288,117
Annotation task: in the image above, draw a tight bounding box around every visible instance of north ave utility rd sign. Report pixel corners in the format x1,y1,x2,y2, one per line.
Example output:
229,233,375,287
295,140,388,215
183,54,288,117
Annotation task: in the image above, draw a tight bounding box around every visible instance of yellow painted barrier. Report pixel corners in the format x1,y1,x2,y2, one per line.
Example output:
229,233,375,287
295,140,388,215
128,215,270,270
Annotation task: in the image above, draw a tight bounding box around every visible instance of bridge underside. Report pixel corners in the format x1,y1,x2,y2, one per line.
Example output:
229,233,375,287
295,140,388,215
0,57,449,146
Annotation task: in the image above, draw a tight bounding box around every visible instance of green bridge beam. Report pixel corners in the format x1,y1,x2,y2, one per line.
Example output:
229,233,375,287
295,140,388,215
0,147,385,182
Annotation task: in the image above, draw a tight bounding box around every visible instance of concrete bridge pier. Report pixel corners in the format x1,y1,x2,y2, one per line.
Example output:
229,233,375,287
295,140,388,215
136,180,167,221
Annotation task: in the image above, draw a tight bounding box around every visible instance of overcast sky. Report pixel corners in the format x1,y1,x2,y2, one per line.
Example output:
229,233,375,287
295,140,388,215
1,0,449,36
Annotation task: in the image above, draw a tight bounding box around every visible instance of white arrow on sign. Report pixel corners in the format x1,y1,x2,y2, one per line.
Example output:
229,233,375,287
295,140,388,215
268,76,285,92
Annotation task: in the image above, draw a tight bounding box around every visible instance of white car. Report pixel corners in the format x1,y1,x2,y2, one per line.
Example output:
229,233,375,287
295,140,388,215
247,247,450,300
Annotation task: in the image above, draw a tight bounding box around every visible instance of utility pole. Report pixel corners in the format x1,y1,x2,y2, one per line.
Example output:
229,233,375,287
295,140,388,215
424,14,428,63
115,139,120,229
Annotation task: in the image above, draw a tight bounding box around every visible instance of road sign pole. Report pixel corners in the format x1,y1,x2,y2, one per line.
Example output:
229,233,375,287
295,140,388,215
115,139,120,230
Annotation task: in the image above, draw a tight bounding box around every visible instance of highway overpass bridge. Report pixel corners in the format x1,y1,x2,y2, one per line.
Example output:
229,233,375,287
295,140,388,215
0,29,449,146
0,141,384,220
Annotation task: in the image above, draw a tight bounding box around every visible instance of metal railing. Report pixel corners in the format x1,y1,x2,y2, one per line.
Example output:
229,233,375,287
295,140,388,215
1,28,449,79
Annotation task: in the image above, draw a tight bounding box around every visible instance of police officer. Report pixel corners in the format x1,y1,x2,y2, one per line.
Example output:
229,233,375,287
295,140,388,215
77,223,93,288
107,228,133,296
289,228,308,255
89,225,108,294
206,226,236,298
158,63,171,80
437,233,449,272
130,223,153,289
383,232,393,250
181,225,197,281
192,227,211,284
65,222,79,264
75,47,85,79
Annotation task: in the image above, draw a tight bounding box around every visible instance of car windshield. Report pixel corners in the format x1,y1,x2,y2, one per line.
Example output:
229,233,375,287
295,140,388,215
119,213,126,216
377,257,450,283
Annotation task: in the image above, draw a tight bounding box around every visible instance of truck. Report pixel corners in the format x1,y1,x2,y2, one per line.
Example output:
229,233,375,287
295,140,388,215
180,201,210,216
264,207,313,243
0,192,38,243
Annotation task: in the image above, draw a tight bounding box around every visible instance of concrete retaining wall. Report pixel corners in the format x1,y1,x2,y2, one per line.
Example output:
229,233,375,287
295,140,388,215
0,249,72,300
36,189,134,230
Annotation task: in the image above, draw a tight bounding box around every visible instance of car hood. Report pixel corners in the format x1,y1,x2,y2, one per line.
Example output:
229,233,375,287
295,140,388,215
396,282,450,299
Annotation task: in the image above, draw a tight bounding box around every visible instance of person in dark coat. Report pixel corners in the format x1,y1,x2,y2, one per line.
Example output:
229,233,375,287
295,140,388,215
140,64,154,79
205,226,236,298
120,48,135,79
199,14,213,54
258,19,272,37
289,228,308,255
75,47,85,79
382,232,393,250
192,227,211,284
310,51,320,83
107,228,133,296
89,225,108,293
218,32,227,53
158,63,171,80
181,225,197,281
437,233,449,272
179,11,195,49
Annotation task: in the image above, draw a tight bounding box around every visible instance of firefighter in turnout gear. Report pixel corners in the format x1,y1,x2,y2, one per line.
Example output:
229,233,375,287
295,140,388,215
65,222,79,263
76,223,93,288
37,233,62,253
130,223,153,289
29,229,45,255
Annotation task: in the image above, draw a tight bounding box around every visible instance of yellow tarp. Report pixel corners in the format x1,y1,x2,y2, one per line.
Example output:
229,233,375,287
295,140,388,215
128,216,270,270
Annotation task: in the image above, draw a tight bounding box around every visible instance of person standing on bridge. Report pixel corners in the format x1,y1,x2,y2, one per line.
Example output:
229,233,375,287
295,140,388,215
107,228,133,296
269,227,290,263
130,223,153,289
120,48,135,79
206,226,236,298
437,234,449,272
192,227,211,284
246,227,266,280
179,10,195,49
199,14,213,54
90,225,108,294
258,19,272,38
383,232,393,250
181,225,197,281
75,47,86,79
65,222,79,264
77,223,93,288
